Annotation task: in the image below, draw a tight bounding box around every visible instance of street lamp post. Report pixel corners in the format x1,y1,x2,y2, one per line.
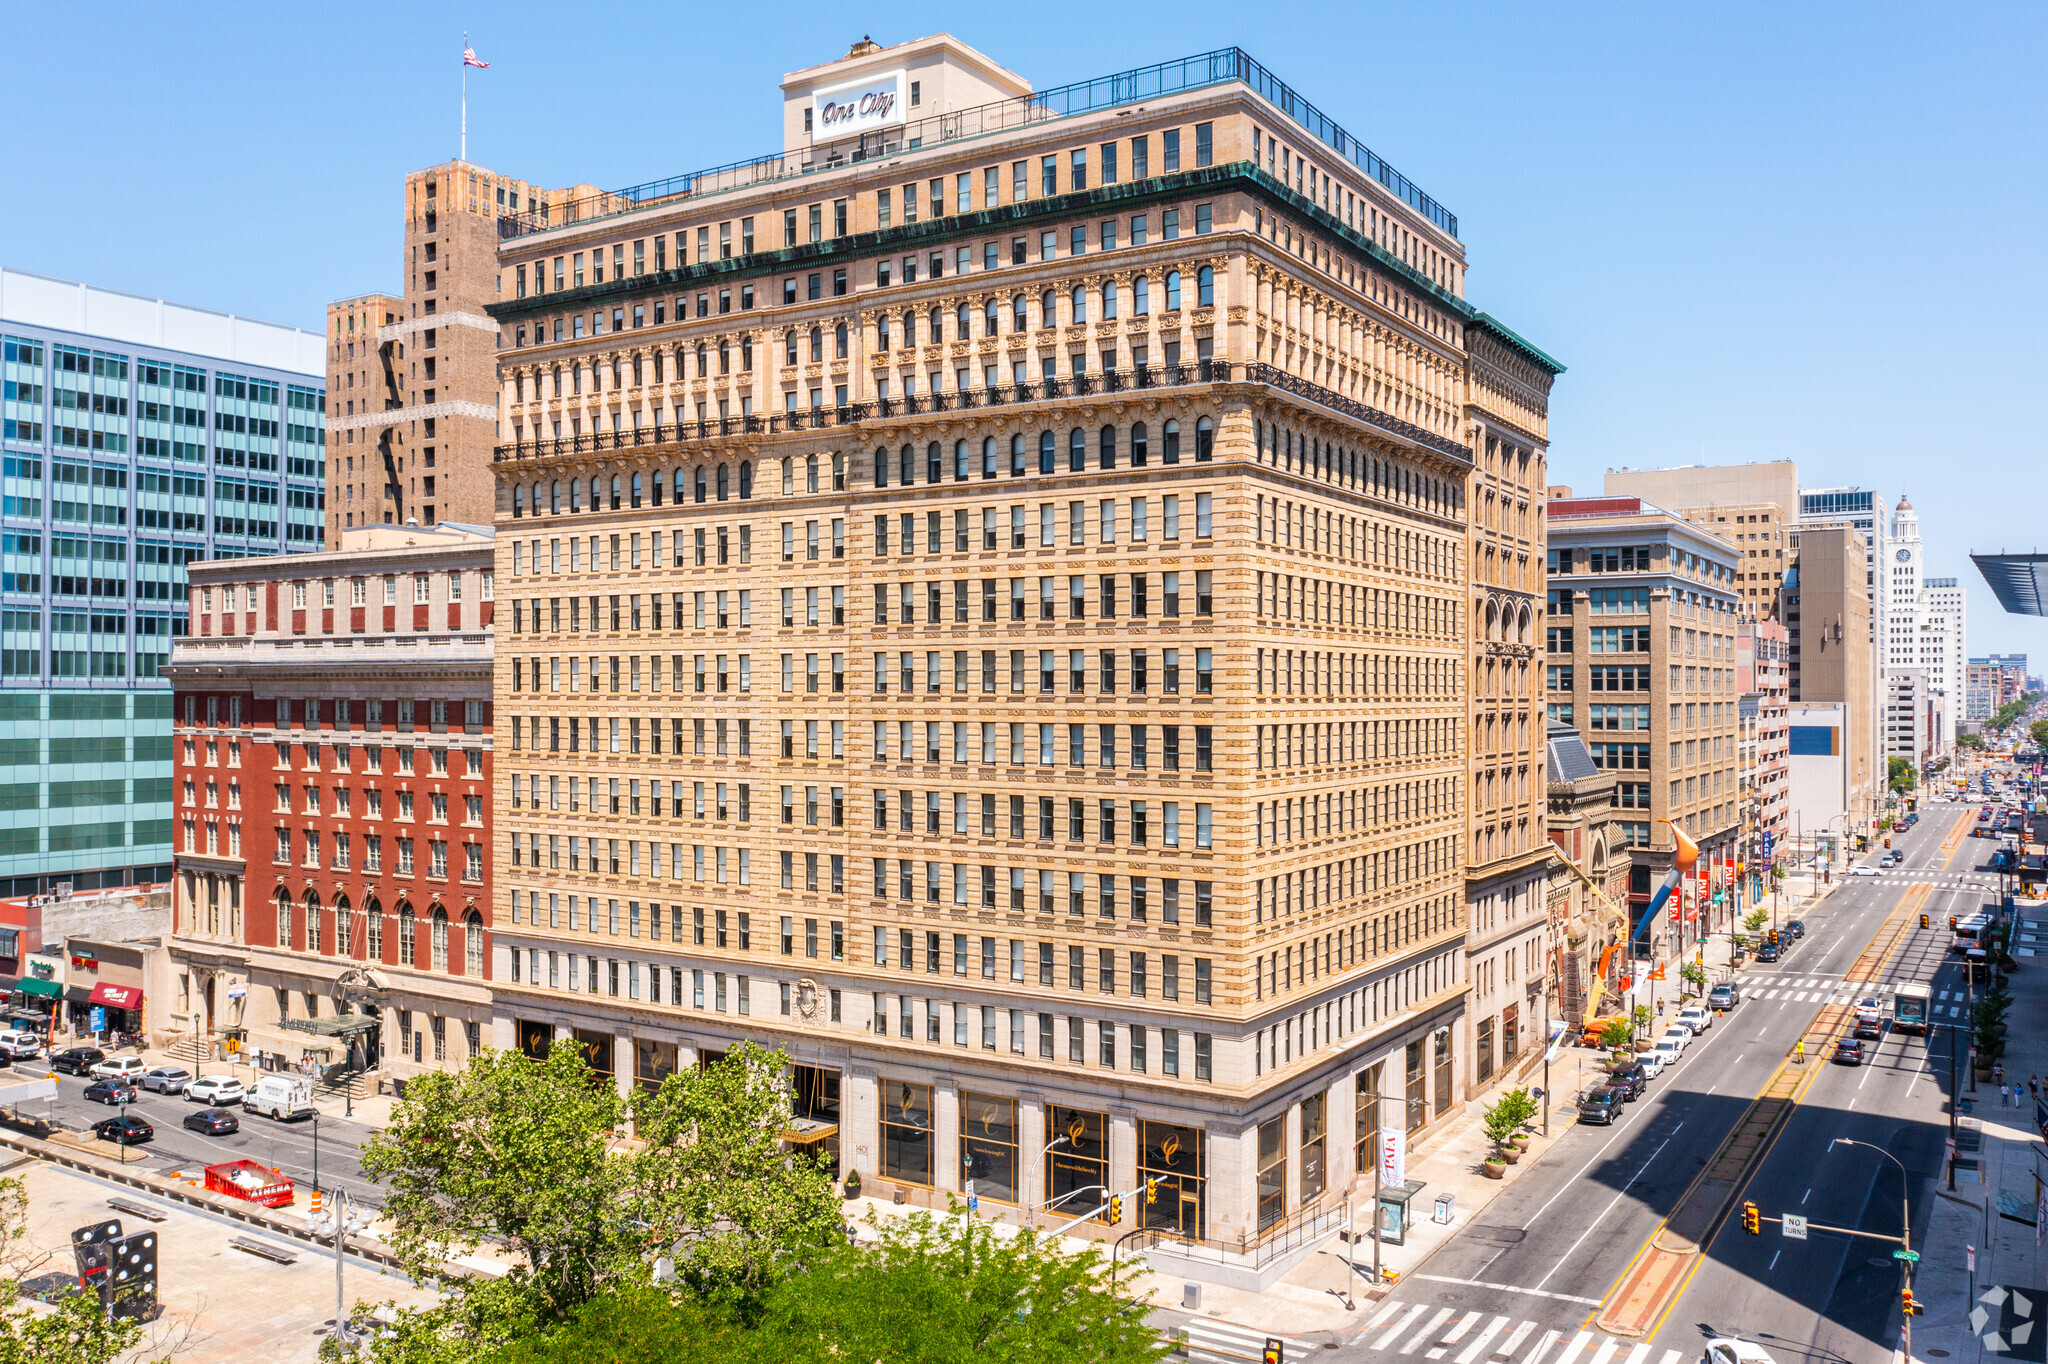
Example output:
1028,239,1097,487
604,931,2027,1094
1028,1133,1071,1228
1831,1139,1913,1361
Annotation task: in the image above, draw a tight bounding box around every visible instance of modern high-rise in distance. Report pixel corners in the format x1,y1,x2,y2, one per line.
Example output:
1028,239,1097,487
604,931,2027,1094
481,34,1558,1276
0,268,325,897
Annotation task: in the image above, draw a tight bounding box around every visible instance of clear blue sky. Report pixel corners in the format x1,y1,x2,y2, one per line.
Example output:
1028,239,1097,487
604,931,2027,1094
7,2,2043,655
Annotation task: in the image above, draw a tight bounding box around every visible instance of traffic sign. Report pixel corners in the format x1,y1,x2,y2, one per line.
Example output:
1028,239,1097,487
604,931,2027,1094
1894,1249,1921,1263
1782,1214,1808,1240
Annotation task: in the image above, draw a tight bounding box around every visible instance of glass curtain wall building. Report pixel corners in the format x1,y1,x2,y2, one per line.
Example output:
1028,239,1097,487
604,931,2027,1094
0,268,325,896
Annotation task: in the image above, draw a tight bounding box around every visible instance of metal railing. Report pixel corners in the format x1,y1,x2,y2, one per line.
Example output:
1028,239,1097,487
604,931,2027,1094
492,361,1469,465
1127,1197,1346,1270
498,48,1454,241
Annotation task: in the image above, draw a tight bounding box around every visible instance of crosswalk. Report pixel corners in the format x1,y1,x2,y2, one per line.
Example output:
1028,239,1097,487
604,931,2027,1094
1741,976,1892,1003
1359,1305,1687,1364
1176,1318,1317,1361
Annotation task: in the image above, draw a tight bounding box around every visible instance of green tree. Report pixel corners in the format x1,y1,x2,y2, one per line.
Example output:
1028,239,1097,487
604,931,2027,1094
1959,732,1986,752
1680,961,1708,997
1599,1018,1634,1051
1630,1003,1655,1040
1888,756,1917,794
2030,719,2048,752
352,1041,842,1361
0,1174,142,1364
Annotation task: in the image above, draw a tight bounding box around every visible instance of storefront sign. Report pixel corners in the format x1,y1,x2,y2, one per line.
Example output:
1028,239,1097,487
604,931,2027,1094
812,71,905,138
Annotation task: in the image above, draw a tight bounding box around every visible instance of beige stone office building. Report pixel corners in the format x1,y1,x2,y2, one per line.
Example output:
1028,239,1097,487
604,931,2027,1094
326,164,592,534
1545,496,1741,957
1602,461,1798,624
1783,525,1876,831
482,35,1559,1280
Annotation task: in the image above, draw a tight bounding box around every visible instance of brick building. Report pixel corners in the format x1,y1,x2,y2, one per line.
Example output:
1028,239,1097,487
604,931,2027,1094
163,522,495,1080
481,34,1559,1279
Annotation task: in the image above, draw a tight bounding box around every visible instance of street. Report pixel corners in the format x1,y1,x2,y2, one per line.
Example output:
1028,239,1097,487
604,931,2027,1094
1205,802,1993,1364
28,1068,385,1209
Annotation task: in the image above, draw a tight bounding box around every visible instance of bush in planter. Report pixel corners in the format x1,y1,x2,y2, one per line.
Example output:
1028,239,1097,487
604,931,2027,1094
1482,1094,1522,1162
1599,1018,1634,1052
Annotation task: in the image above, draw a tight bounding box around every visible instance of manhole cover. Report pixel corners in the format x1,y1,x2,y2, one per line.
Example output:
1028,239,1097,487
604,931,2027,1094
1441,1294,1461,1302
1867,1258,1894,1269
1928,1351,1951,1358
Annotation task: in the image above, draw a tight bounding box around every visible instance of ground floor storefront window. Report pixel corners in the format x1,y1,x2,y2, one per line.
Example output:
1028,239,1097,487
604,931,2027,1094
960,1092,1018,1205
1139,1120,1204,1239
1047,1106,1107,1222
881,1079,933,1186
1256,1115,1286,1231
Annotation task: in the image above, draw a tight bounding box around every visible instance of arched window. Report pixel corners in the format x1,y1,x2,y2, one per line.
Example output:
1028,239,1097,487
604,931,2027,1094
630,473,642,508
673,468,687,503
926,443,942,483
899,444,914,486
693,466,708,503
741,337,753,371
981,301,997,337
874,446,889,488
1133,275,1151,315
1069,428,1086,472
464,910,484,978
589,476,603,510
336,894,353,957
306,892,323,954
1197,266,1215,307
1038,430,1055,474
651,469,664,506
929,306,943,341
1165,270,1183,311
1163,420,1181,464
1196,416,1215,462
431,906,449,973
366,897,383,960
981,437,998,478
805,455,819,493
568,479,581,512
808,327,823,363
956,303,971,338
784,331,798,366
781,458,794,495
1012,295,1028,333
275,890,293,950
536,482,548,515
716,464,729,500
1071,285,1088,324
696,343,708,377
718,340,730,374
953,440,969,480
738,461,753,498
1103,281,1119,320
398,904,416,967
834,322,848,359
1041,289,1057,325
1099,426,1118,470
1131,421,1150,467
512,484,526,517
1009,434,1026,477
551,365,563,397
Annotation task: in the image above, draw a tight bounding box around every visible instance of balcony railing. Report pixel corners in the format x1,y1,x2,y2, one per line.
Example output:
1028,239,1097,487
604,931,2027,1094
497,48,1454,242
494,361,1468,464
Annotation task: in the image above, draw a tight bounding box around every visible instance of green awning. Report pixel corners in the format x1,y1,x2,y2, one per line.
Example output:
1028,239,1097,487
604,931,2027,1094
12,979,61,1000
280,1015,378,1037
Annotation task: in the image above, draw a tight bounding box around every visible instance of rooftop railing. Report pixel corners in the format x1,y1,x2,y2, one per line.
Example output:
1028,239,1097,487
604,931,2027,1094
498,47,1455,243
491,361,1469,466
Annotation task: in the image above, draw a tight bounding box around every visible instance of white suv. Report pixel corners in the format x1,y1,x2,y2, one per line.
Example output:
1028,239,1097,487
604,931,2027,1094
1677,1005,1713,1033
88,1056,148,1082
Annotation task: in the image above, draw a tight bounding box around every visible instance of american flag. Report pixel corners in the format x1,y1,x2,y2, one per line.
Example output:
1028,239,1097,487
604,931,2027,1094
463,45,489,69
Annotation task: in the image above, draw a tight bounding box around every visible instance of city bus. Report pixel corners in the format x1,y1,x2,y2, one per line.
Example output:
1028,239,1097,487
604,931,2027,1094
1893,982,1931,1035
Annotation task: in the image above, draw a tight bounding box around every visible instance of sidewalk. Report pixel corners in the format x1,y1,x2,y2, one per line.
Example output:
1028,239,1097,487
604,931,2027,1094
112,1041,401,1128
1907,891,2048,1364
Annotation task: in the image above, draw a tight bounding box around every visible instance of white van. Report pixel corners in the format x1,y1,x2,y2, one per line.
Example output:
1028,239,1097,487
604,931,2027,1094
243,1074,316,1121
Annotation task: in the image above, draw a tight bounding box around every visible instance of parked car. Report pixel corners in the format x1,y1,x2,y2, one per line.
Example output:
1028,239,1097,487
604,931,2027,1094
1754,942,1780,963
1652,1037,1685,1070
88,1056,147,1082
183,1108,240,1136
49,1047,105,1076
0,1030,43,1059
1677,1005,1713,1033
140,1066,193,1094
243,1075,316,1121
1579,1087,1622,1125
1635,1049,1667,1078
1607,1062,1649,1100
1784,920,1806,939
1709,983,1740,1010
81,1079,138,1106
182,1076,245,1106
1660,1025,1693,1053
1880,853,1898,868
90,1115,153,1146
1833,1037,1866,1066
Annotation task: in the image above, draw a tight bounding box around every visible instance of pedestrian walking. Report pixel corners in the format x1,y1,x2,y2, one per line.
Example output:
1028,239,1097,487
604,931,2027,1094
2030,1075,2040,1105
1996,1062,2006,1088
2002,1084,2012,1108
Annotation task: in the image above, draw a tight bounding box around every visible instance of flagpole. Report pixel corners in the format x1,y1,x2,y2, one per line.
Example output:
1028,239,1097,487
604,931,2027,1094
461,31,467,161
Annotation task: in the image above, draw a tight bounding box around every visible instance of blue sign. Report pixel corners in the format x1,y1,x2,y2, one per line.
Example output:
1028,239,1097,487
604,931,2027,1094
89,1006,106,1033
1760,831,1774,858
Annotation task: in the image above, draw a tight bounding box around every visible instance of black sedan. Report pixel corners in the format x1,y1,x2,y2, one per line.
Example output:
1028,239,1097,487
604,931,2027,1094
1785,920,1806,939
182,1108,239,1136
1833,1037,1866,1066
81,1079,138,1106
1607,1062,1649,1100
49,1047,105,1076
89,1115,153,1146
1754,942,1780,963
1579,1087,1622,1125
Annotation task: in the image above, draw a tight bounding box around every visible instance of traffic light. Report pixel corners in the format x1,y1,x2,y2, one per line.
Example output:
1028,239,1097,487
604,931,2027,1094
1951,916,1959,930
1920,913,1930,929
1107,1195,1123,1224
1884,837,1892,849
1263,1341,1284,1364
1146,1178,1158,1206
1902,1288,1920,1317
1742,1202,1761,1236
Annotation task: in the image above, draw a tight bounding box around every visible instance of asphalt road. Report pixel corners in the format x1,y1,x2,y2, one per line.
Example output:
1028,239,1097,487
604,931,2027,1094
25,1068,385,1208
1289,802,1994,1364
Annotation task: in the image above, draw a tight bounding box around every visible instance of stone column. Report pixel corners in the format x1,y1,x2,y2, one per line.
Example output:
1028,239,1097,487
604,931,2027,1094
934,1080,961,1194
1017,1095,1047,1223
1108,1108,1139,1232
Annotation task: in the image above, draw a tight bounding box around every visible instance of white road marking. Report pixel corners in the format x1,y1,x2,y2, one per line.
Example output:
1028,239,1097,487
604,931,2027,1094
1552,1331,1593,1364
1424,1311,1481,1360
1533,1137,1672,1290
1410,1276,1602,1307
1400,1308,1455,1354
1452,1315,1510,1364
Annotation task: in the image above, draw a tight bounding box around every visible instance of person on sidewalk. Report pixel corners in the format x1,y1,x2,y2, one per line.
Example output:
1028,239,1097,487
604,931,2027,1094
2001,1083,2012,1109
1995,1063,2005,1089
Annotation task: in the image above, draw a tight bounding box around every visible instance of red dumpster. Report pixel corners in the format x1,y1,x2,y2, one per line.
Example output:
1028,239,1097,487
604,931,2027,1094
204,1160,294,1208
